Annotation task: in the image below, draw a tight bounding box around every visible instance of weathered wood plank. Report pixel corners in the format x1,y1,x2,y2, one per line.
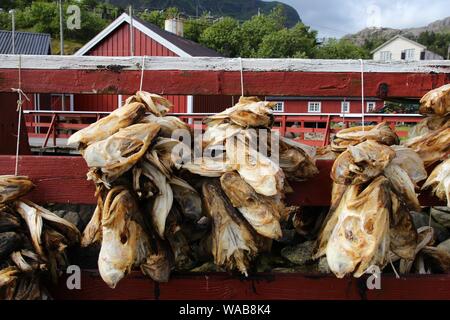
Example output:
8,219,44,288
0,156,95,204
1,69,449,97
0,156,443,207
1,55,450,73
49,271,450,300
0,55,449,97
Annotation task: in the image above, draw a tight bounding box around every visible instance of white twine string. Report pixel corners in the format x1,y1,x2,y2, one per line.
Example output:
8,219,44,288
239,57,244,97
139,55,146,92
11,55,30,176
359,59,365,129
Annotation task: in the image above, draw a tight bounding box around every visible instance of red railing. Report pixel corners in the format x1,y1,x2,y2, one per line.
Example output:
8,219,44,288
24,110,423,149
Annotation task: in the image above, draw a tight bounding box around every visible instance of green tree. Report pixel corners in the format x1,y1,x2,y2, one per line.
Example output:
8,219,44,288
416,31,450,58
315,39,369,59
239,7,285,57
138,7,180,29
199,17,241,57
184,14,212,43
138,9,165,28
257,23,317,58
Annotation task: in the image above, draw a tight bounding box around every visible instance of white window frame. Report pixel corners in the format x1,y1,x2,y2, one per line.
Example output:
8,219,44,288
308,101,321,113
405,48,415,61
272,101,284,113
380,51,392,61
367,102,376,112
341,101,350,113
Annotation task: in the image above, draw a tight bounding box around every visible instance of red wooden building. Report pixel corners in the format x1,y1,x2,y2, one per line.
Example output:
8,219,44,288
265,96,385,114
72,13,236,113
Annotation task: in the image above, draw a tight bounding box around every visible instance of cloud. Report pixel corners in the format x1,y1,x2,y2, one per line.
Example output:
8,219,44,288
277,0,450,38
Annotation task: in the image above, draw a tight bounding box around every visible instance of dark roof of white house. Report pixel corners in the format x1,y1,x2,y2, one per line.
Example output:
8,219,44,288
0,30,51,55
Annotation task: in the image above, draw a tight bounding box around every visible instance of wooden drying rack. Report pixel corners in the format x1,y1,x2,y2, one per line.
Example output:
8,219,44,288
0,55,449,300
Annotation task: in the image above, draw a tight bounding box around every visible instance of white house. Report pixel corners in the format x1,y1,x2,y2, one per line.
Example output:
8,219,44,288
372,35,443,62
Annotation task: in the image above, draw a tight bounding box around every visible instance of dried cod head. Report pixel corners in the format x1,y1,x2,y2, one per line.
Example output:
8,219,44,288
313,182,347,259
98,186,152,288
389,145,427,187
14,200,80,256
331,122,399,152
388,191,418,260
331,140,395,185
403,124,450,167
202,180,258,276
408,115,450,139
204,96,275,128
83,123,160,186
67,102,148,148
126,91,172,117
141,114,191,138
278,136,319,181
419,84,450,116
0,176,34,204
139,161,173,239
225,133,284,197
325,176,391,278
220,171,283,240
422,158,450,206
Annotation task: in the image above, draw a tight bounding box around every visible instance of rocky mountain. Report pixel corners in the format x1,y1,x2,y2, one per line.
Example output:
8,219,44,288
107,0,301,27
344,16,450,46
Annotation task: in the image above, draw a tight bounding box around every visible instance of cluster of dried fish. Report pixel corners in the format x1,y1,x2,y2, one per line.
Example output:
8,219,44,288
0,176,80,299
314,121,429,277
180,96,318,275
405,84,450,205
69,91,208,288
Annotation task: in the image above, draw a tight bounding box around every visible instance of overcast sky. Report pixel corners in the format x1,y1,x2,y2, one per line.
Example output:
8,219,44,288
278,0,450,38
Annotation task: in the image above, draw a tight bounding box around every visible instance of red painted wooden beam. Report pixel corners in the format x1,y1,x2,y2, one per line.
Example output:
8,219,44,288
0,69,449,97
49,271,450,300
0,156,443,206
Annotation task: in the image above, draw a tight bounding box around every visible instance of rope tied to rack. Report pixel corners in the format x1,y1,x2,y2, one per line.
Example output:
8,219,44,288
359,59,365,129
11,55,30,176
139,55,146,92
239,57,244,97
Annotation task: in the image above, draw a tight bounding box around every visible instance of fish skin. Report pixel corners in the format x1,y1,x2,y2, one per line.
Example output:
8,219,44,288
419,84,450,116
126,91,172,117
403,124,450,167
0,266,19,288
388,191,418,260
202,180,258,276
220,171,283,240
83,123,160,185
67,102,148,148
140,161,173,239
331,140,395,185
0,176,34,204
141,114,191,138
313,183,347,259
204,97,274,128
278,137,319,181
331,122,399,152
384,163,421,211
170,176,203,221
98,187,152,288
325,176,391,278
408,115,450,139
390,145,427,186
226,133,284,197
422,158,450,206
81,204,103,247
